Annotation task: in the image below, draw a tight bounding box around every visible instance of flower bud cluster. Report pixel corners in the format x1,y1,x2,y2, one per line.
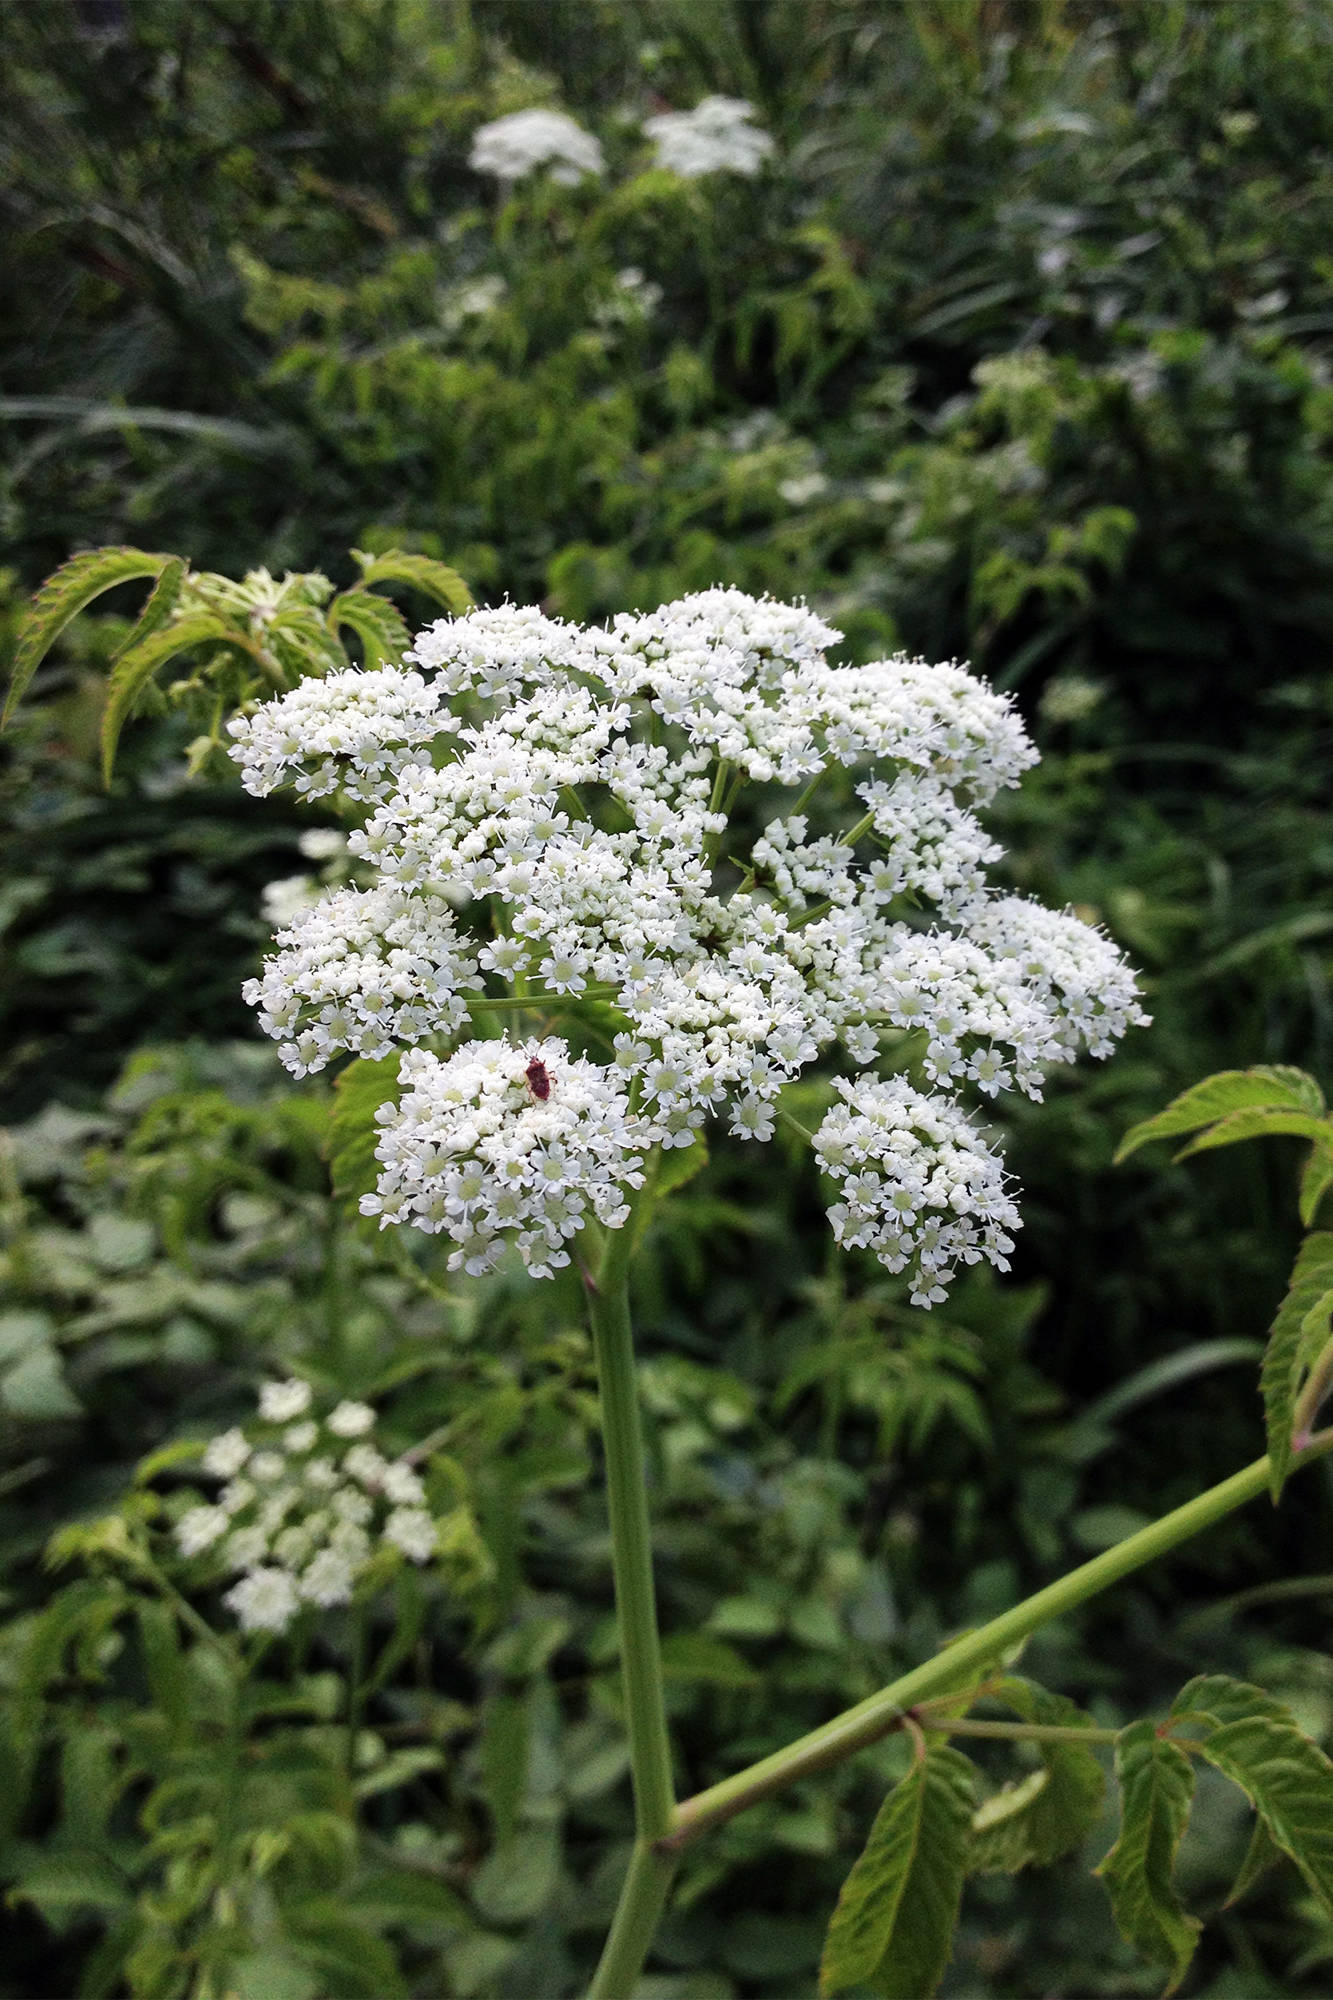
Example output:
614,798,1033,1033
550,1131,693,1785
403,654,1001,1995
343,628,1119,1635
173,1379,436,1632
231,587,1148,1304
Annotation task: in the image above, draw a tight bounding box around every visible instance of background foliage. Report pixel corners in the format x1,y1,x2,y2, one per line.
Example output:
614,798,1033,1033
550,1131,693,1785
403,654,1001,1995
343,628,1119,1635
3,1,1333,1994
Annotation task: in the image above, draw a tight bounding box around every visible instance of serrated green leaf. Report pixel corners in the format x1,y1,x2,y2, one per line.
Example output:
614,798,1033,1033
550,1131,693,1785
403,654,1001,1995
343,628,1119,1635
1169,1673,1294,1732
1197,1710,1333,1916
112,554,188,664
1260,1234,1333,1498
328,1055,402,1201
101,613,243,782
819,1743,975,1999
1097,1721,1199,1993
1175,1107,1331,1159
967,1676,1105,1872
1301,1146,1333,1228
351,548,473,614
264,606,350,680
3,545,175,726
1114,1069,1327,1164
327,589,411,670
1227,1814,1285,1905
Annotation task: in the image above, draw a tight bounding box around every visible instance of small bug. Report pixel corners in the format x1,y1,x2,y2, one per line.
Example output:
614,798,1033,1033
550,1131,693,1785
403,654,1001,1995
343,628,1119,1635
524,1058,552,1101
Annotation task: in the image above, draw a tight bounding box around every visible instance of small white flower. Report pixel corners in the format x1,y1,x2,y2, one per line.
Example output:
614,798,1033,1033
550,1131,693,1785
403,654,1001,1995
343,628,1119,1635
259,1379,313,1422
175,1505,229,1557
300,1549,356,1607
384,1507,438,1562
202,1428,250,1478
248,1450,287,1484
382,1461,426,1506
343,1444,388,1487
224,1566,300,1634
284,1421,318,1454
327,1400,376,1438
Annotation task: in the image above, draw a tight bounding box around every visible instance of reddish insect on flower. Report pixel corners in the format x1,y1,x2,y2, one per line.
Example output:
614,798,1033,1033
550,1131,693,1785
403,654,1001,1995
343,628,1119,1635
524,1058,552,1101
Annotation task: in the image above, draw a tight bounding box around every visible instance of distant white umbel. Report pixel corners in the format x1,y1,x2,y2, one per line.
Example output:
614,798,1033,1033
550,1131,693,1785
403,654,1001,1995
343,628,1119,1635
231,589,1148,1306
468,107,605,186
174,1380,435,1632
644,96,776,178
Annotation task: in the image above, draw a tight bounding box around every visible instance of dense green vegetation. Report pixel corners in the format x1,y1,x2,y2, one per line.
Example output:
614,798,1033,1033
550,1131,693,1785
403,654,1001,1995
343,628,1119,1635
3,3,1333,1995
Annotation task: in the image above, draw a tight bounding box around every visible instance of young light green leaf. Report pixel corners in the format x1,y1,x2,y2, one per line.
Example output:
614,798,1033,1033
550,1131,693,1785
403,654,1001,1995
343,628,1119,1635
351,548,473,614
1259,1233,1333,1497
327,589,411,669
112,554,188,664
328,1055,402,1201
101,612,243,783
1096,1720,1199,1993
819,1743,975,1999
968,1676,1105,1872
1301,1145,1333,1228
1114,1068,1326,1164
3,545,175,725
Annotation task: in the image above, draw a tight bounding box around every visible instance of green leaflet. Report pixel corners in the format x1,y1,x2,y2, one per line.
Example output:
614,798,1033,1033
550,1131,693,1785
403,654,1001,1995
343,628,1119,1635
1301,1145,1333,1228
1174,1673,1333,1916
967,1676,1105,1873
819,1743,975,1999
1097,1721,1199,1993
350,548,473,615
1175,1107,1331,1158
328,1055,402,1202
1114,1066,1327,1163
3,544,177,726
1259,1233,1333,1497
100,612,244,783
326,589,412,669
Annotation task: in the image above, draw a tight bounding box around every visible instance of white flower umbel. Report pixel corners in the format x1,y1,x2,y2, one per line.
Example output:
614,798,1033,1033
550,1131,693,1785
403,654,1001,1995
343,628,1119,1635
469,108,605,187
813,1078,1022,1308
175,1384,437,1633
233,587,1148,1304
363,1037,646,1277
644,96,776,179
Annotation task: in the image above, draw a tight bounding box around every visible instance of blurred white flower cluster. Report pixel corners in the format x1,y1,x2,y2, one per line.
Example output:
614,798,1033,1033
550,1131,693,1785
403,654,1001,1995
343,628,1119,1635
173,1379,437,1632
468,96,776,191
230,588,1147,1304
468,108,605,186
644,95,776,179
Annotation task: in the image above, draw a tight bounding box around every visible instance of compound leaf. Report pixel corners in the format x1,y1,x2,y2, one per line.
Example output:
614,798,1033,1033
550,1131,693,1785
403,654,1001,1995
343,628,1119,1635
1259,1233,1333,1497
4,545,176,725
968,1677,1105,1872
351,548,473,615
327,589,411,670
1115,1069,1326,1164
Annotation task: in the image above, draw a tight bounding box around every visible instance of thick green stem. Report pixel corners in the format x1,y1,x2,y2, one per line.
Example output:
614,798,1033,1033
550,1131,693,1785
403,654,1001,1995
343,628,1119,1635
584,1226,677,1997
586,1230,675,1840
661,1436,1333,1850
587,1841,677,2000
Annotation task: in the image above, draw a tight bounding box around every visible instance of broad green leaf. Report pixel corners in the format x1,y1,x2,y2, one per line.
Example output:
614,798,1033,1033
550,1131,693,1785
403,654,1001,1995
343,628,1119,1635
1176,1673,1333,1914
2,1342,82,1418
339,1865,469,1932
327,589,411,669
3,545,174,725
1259,1233,1333,1497
328,1054,402,1201
469,1826,560,1925
968,1677,1105,1872
1175,1107,1331,1159
1097,1721,1199,1993
659,1631,760,1687
1115,1068,1326,1164
9,1850,132,1917
101,613,243,782
1301,1145,1333,1228
819,1743,975,1999
352,548,473,614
